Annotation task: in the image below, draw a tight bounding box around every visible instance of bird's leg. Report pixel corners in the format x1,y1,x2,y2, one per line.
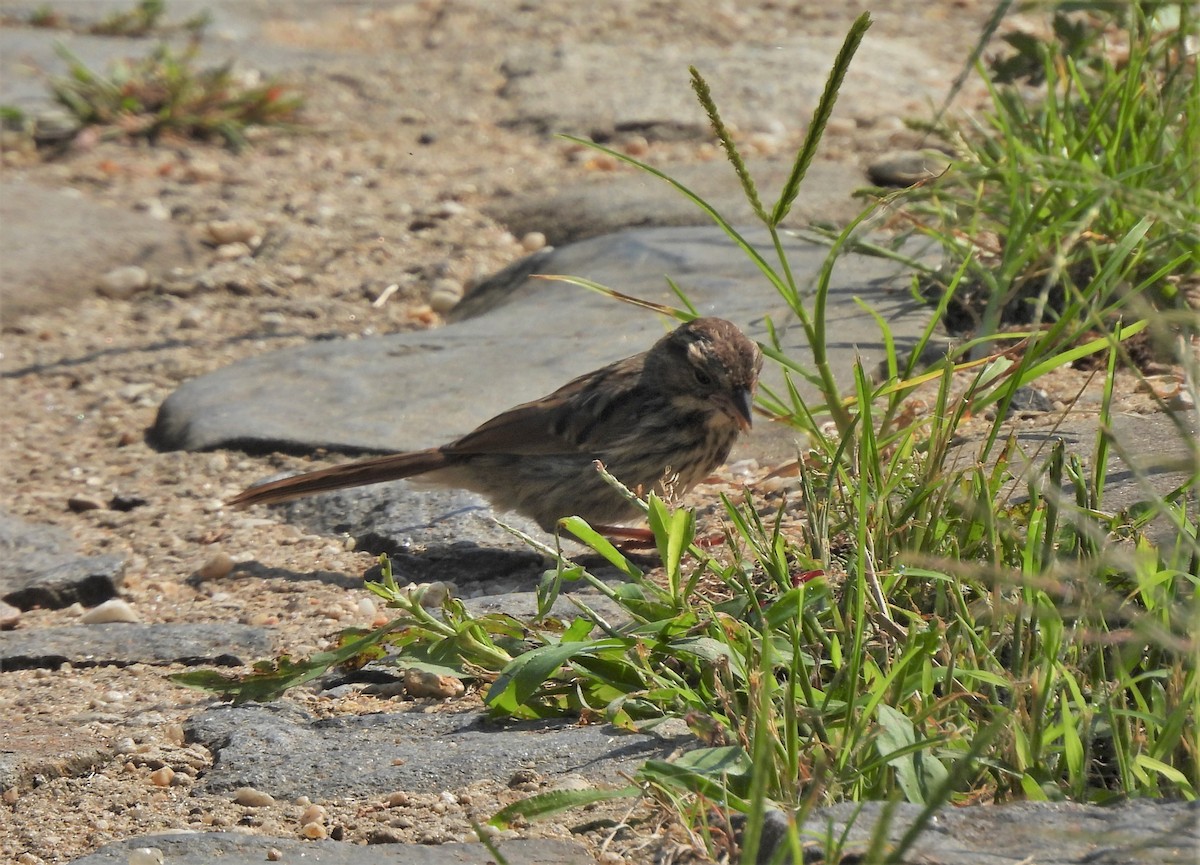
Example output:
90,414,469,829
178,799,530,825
593,524,657,548
594,525,727,550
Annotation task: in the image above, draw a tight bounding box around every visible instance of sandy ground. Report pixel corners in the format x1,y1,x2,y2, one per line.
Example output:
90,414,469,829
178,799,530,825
4,3,1161,862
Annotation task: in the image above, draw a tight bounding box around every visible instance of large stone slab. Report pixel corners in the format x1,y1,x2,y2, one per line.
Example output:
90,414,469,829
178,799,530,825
759,799,1200,865
0,716,113,798
186,703,684,800
0,512,124,610
498,38,957,139
951,411,1199,551
68,833,590,865
483,159,869,246
0,180,195,318
0,622,273,670
275,484,559,590
152,226,934,459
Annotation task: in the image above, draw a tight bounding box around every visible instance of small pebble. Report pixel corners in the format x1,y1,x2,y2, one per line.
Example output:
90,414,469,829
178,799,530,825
81,599,139,624
520,231,547,252
368,829,404,845
866,149,952,188
267,849,283,862
116,382,155,402
404,668,465,699
68,494,106,512
0,600,20,630
299,804,327,826
178,307,206,329
621,135,649,157
430,200,466,218
386,791,409,807
136,198,171,221
233,787,275,807
3,786,18,805
362,681,408,699
301,822,328,839
97,266,150,300
204,218,262,246
551,775,593,792
195,551,235,581
213,241,253,261
184,157,223,182
148,766,174,787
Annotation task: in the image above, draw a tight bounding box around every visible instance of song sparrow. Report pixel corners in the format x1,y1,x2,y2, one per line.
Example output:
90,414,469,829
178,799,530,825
228,317,763,532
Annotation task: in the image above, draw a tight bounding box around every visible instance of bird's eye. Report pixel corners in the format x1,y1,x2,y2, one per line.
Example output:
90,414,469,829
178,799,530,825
693,368,714,388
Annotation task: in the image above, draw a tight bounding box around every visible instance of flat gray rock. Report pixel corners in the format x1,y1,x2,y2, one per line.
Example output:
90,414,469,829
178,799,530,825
498,38,955,139
952,411,1199,551
484,160,869,246
152,226,933,460
186,703,684,800
0,512,125,609
277,484,553,589
0,179,196,318
1,554,125,611
462,590,635,629
0,724,112,801
0,622,272,670
764,799,1200,865
68,833,590,865
0,1,332,114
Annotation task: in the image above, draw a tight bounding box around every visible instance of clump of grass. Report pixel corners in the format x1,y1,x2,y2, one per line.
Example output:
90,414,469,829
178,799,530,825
18,0,209,37
48,38,301,151
90,0,166,36
896,2,1199,341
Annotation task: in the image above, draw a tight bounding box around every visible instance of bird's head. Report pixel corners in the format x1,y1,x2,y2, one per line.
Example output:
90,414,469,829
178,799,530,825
649,317,763,432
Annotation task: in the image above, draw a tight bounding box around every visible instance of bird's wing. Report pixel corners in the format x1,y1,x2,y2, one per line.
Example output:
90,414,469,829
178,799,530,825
444,355,644,457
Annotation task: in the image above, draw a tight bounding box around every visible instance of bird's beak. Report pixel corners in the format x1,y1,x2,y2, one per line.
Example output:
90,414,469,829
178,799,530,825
715,387,755,432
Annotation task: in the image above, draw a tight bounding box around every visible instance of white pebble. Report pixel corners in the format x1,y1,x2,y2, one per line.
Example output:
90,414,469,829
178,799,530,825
430,200,466,218
128,849,164,865
136,198,171,221
97,266,150,299
185,157,222,182
357,597,377,621
212,241,252,261
429,278,463,313
81,599,139,624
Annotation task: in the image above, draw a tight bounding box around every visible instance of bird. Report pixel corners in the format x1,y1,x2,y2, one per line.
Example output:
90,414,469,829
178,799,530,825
227,317,763,533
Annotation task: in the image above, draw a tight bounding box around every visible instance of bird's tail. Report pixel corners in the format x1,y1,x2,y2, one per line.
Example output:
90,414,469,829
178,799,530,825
227,448,451,508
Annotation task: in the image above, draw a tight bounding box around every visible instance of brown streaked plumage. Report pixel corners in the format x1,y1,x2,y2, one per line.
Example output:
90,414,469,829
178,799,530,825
227,317,763,532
